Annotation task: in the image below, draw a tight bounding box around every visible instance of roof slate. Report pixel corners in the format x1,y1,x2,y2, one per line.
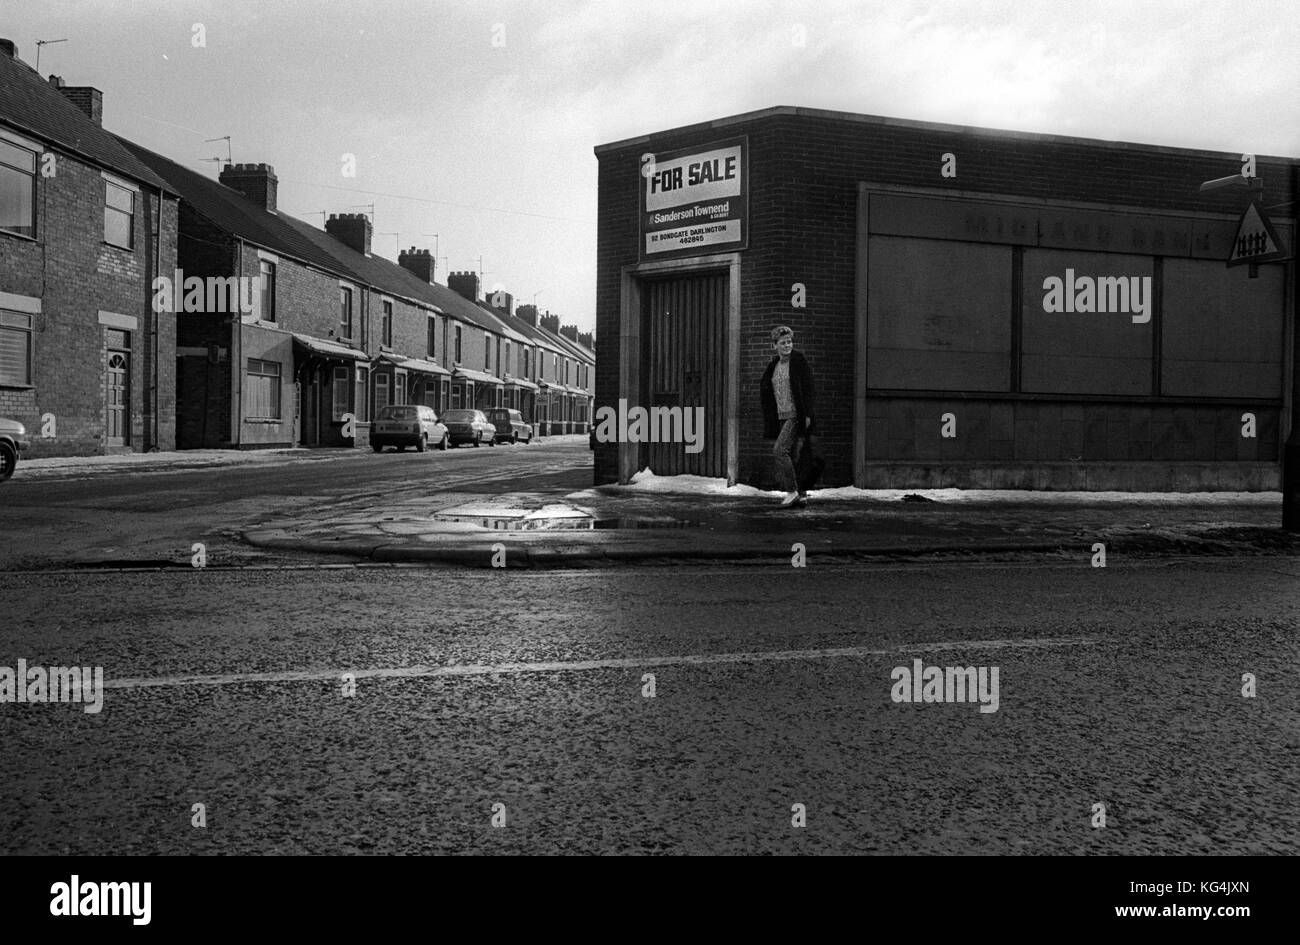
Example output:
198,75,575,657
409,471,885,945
0,51,171,191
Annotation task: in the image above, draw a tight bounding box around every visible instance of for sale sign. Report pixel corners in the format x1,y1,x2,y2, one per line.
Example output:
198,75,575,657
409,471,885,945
641,139,747,258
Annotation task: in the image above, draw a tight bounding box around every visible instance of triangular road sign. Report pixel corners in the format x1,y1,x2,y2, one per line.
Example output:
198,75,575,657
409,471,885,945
1226,200,1289,267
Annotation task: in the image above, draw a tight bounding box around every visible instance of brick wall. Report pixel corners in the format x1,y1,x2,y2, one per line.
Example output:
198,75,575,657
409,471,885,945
595,108,1298,488
1,146,178,457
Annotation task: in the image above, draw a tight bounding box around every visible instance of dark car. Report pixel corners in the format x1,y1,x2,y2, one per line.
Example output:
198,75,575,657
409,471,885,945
0,417,31,481
371,404,448,452
441,409,497,447
486,407,532,444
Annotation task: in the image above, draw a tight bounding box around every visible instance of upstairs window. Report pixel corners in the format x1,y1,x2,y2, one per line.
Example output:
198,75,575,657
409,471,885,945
104,179,135,249
484,332,491,371
339,287,354,339
427,316,437,359
381,300,393,348
454,324,462,363
259,260,277,323
0,138,37,238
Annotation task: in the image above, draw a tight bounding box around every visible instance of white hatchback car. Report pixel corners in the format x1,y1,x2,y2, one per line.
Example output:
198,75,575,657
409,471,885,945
370,405,449,453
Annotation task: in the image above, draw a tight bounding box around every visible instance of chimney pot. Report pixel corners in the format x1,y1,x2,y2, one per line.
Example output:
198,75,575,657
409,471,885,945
325,212,373,255
56,84,103,126
0,39,16,59
219,162,278,213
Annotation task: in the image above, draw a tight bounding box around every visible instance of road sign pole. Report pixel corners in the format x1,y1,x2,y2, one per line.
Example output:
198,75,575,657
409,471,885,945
1284,163,1300,531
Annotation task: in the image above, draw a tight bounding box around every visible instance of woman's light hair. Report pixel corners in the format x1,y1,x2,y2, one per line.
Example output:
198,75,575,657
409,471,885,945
770,325,794,343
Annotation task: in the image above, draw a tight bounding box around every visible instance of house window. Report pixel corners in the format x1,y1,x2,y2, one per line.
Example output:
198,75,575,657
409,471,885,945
564,359,569,385
454,324,462,363
0,310,33,386
355,366,368,421
484,332,491,371
259,261,276,322
104,180,135,249
246,358,282,420
504,342,510,377
332,366,350,421
394,370,406,406
0,139,37,238
427,316,437,359
375,372,391,411
381,300,393,348
339,287,354,339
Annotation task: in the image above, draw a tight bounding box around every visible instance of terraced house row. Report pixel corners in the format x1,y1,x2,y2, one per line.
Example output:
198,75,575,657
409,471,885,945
0,39,594,457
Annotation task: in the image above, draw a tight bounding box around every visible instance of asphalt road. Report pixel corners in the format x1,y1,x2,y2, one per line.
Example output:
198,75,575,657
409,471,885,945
0,438,590,570
1,557,1295,855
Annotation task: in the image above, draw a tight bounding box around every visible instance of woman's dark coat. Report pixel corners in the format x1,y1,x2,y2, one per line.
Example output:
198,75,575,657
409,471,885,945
759,350,816,440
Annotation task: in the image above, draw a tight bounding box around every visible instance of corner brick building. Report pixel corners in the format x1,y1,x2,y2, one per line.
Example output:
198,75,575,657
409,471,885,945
0,39,179,456
593,106,1298,492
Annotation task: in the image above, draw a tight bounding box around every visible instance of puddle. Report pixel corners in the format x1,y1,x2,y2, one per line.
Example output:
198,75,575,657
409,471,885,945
431,503,701,531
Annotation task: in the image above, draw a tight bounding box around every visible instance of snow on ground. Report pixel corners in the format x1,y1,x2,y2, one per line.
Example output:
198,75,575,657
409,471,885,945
584,468,1282,505
15,448,318,478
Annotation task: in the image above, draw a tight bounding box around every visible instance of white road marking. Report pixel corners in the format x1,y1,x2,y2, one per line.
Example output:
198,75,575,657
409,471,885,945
102,636,1099,691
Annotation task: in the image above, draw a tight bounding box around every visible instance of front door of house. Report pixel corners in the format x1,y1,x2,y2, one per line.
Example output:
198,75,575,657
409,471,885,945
105,349,130,446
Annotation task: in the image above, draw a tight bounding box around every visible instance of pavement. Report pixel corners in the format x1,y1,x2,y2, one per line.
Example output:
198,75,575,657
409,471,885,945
242,478,1300,567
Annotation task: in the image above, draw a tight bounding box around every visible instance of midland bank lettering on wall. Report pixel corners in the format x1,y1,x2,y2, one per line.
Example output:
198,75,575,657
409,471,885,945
641,140,747,258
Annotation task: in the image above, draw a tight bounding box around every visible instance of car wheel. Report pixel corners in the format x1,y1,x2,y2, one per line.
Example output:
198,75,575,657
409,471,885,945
0,442,16,481
439,433,449,451
473,434,481,447
510,433,518,444
371,442,383,453
489,435,496,447
417,433,427,453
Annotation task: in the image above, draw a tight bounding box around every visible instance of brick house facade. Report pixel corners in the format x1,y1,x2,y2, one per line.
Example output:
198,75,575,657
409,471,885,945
1,41,179,457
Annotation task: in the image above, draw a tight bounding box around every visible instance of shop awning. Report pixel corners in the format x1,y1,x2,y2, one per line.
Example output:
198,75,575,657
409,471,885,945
378,353,450,376
292,333,368,362
453,367,502,385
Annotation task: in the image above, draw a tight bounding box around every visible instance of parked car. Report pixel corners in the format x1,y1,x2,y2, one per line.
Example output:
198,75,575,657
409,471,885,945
441,409,497,447
370,404,448,453
0,417,30,481
486,407,532,444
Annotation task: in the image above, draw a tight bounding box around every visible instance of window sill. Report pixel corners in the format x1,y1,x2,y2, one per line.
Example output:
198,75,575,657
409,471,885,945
0,382,36,390
0,229,38,244
102,240,135,253
245,418,283,424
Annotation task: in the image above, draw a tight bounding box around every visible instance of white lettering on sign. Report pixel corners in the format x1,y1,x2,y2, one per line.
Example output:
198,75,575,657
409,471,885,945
645,146,743,212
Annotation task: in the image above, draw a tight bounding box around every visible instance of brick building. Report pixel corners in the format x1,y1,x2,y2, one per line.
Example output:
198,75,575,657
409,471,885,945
594,106,1298,491
117,140,583,450
0,39,179,456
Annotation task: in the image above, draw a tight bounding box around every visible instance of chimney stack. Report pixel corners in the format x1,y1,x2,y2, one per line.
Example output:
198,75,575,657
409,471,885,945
219,163,278,213
515,304,538,327
560,324,579,343
326,212,372,256
487,289,513,314
398,246,435,283
49,76,103,126
578,331,594,350
447,271,481,303
540,313,561,335
0,39,17,59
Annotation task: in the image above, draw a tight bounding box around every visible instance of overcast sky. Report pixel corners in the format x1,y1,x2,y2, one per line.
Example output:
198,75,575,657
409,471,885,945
4,0,1297,334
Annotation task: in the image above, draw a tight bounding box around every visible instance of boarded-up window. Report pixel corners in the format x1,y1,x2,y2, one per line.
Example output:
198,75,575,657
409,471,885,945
867,236,1012,391
1162,258,1285,399
1021,250,1154,395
